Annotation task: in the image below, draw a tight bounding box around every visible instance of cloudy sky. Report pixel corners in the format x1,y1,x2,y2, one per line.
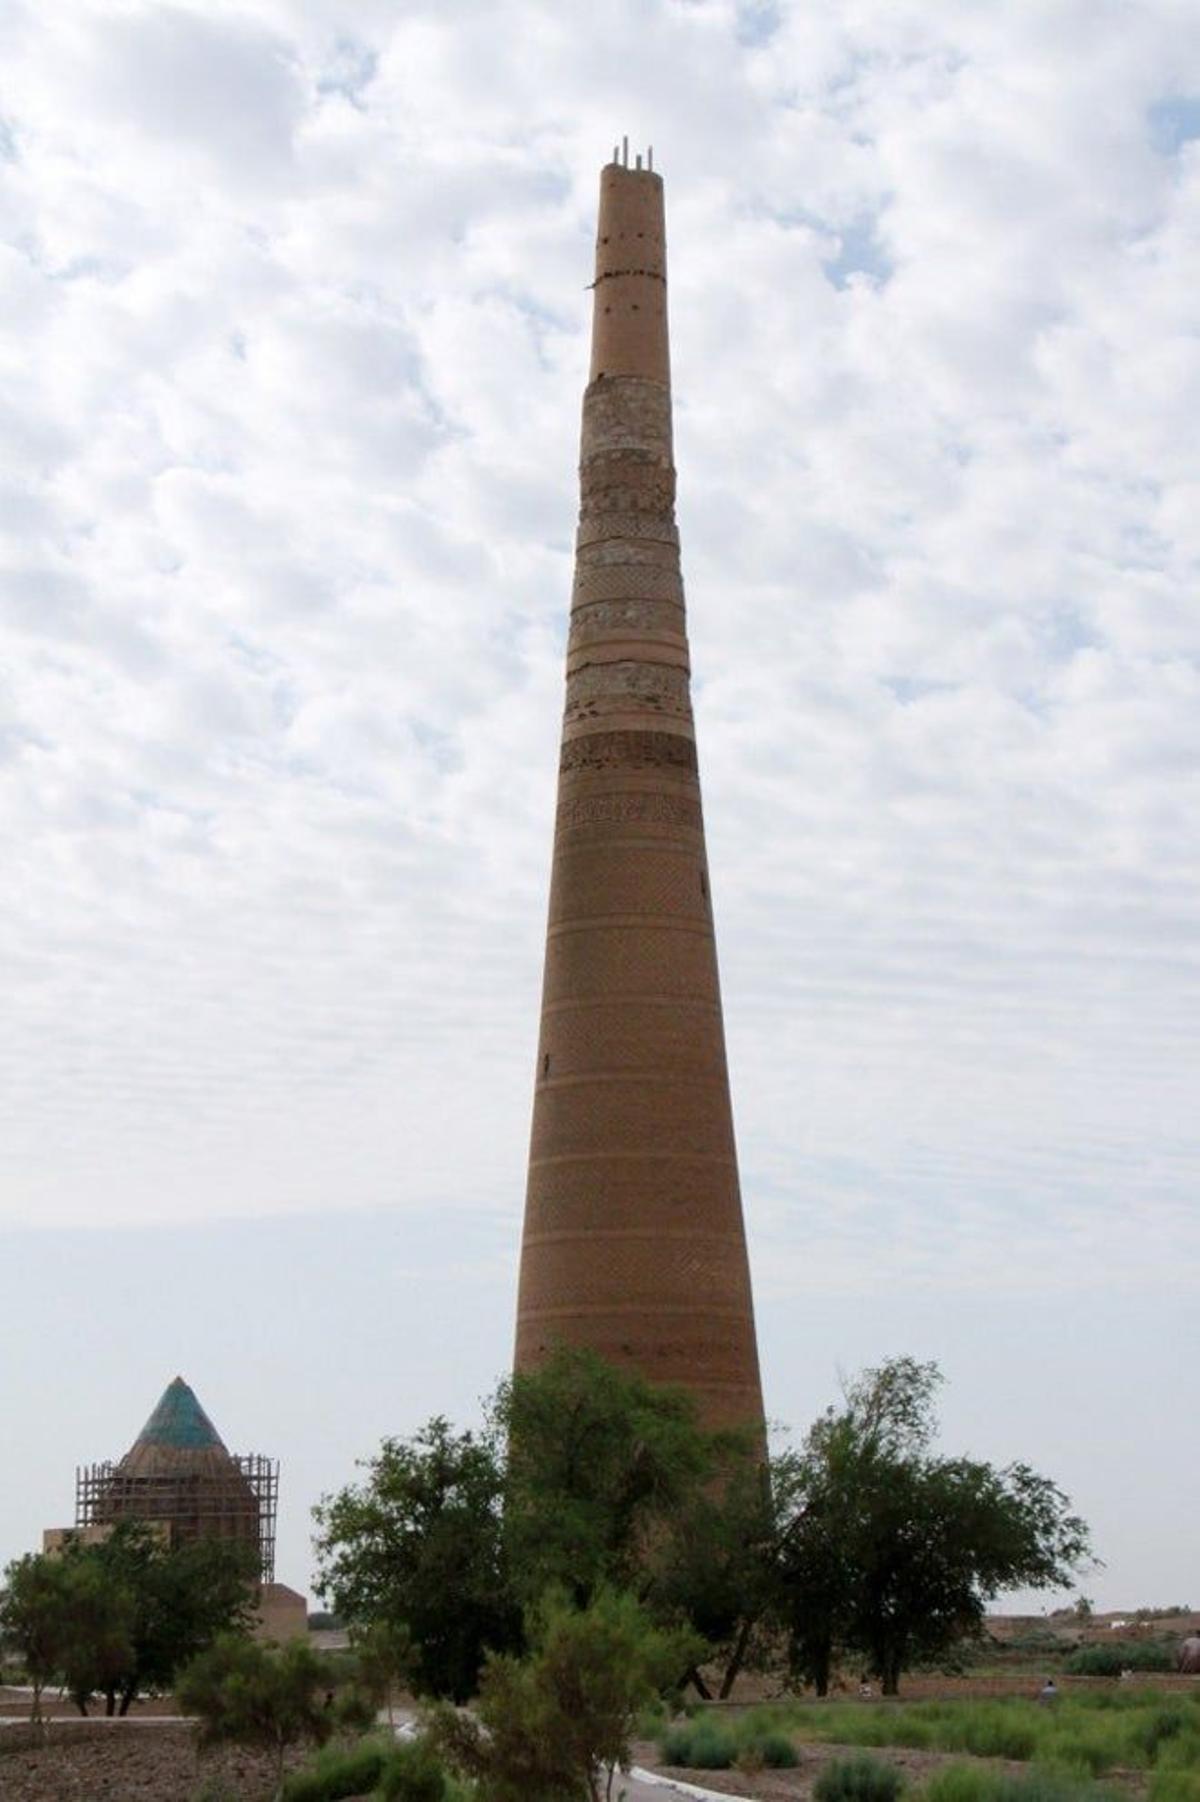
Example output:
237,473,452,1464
2,0,1197,1611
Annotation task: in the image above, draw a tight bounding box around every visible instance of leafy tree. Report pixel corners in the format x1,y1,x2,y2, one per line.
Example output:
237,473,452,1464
0,1553,76,1724
312,1417,519,1702
430,1588,698,1802
0,1530,254,1721
89,1522,258,1713
654,1440,797,1699
497,1344,716,1610
55,1553,135,1715
348,1618,414,1727
178,1634,334,1801
781,1359,1092,1695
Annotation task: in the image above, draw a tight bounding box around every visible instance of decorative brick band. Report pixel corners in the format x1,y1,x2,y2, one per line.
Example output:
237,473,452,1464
577,512,679,549
555,791,703,832
568,604,688,651
580,456,676,516
565,660,692,721
572,563,686,606
576,538,681,569
559,730,699,777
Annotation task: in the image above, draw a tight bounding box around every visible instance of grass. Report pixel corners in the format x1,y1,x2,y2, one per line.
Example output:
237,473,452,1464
923,1765,1121,1802
815,1752,906,1802
282,1738,391,1802
661,1691,1200,1784
767,1691,1200,1776
282,1734,461,1802
1066,1646,1176,1677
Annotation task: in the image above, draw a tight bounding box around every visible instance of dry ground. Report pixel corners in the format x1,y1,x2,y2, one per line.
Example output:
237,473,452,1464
0,1720,310,1802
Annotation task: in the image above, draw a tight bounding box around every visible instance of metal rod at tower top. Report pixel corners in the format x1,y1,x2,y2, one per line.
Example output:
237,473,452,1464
512,160,766,1434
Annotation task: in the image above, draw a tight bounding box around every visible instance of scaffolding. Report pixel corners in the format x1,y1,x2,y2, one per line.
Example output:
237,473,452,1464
75,1453,278,1581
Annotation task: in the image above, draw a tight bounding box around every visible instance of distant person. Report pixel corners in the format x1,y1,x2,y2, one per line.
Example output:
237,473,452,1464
1039,1679,1059,1704
859,1682,873,1698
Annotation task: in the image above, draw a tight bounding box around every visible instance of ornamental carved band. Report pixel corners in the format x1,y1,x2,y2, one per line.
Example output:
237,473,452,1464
514,158,765,1432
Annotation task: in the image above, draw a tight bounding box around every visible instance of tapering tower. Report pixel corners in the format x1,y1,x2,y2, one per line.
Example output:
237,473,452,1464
514,149,765,1432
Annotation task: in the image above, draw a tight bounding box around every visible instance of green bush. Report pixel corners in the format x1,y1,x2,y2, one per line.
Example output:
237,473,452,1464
282,1739,390,1802
923,1767,999,1802
759,1728,800,1768
925,1765,1116,1802
376,1740,448,1802
1149,1775,1200,1802
1130,1707,1190,1758
963,1717,1038,1761
660,1718,736,1769
1155,1729,1200,1773
814,1752,906,1802
1065,1643,1174,1677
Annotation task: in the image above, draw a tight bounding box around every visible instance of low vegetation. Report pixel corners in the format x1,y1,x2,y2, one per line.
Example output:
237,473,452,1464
815,1752,908,1802
658,1690,1200,1786
1065,1643,1177,1676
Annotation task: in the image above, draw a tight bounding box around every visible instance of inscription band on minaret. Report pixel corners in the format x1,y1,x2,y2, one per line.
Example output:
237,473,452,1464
514,150,765,1432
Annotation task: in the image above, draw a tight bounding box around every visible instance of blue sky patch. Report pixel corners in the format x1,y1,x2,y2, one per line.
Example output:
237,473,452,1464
1148,95,1200,154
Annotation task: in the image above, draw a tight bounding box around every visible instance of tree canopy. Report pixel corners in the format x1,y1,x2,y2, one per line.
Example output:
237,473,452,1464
311,1349,1092,1704
312,1415,520,1702
779,1358,1092,1693
0,1523,257,1720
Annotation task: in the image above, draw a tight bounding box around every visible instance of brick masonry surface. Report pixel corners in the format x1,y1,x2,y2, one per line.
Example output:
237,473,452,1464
514,161,765,1433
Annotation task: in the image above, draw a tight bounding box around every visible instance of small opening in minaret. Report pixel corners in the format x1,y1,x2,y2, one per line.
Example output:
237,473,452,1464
542,1051,550,1077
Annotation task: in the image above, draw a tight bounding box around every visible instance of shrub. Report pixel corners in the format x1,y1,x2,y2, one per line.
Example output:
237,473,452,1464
923,1767,997,1802
660,1718,736,1769
1065,1643,1174,1676
1156,1729,1200,1774
376,1740,448,1802
814,1752,906,1802
1133,1707,1190,1760
759,1728,800,1768
958,1712,1038,1761
1150,1776,1200,1802
282,1739,390,1802
925,1766,1116,1802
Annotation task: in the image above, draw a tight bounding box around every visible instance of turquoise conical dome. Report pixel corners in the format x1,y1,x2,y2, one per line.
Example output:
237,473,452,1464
134,1377,226,1453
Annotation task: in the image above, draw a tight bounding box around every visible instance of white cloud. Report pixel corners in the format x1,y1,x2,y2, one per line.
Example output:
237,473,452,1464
0,0,1196,1338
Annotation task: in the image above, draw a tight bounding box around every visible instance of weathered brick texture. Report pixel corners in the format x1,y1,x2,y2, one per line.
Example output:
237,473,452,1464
515,161,765,1435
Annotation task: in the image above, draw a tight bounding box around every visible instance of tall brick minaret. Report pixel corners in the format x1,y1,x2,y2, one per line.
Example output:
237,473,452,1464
514,148,765,1432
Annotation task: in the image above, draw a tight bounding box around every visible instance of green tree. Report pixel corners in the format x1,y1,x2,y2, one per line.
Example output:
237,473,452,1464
0,1553,76,1724
430,1588,698,1802
349,1618,414,1727
782,1359,1092,1695
654,1439,797,1699
312,1417,519,1702
178,1634,334,1801
89,1523,258,1713
55,1552,135,1715
498,1344,716,1610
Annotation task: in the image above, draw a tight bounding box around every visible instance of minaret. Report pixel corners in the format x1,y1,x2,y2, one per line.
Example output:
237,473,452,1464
514,148,765,1432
